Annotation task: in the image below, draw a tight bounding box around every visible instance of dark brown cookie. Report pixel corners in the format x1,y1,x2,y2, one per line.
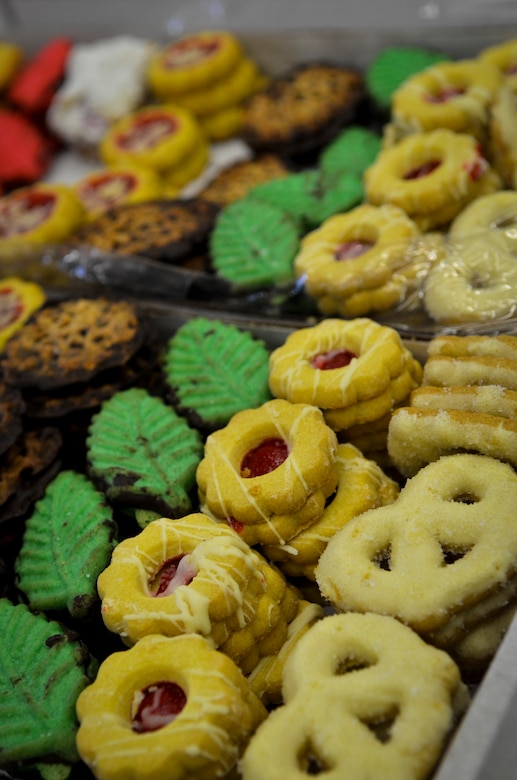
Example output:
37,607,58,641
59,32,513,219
198,154,290,206
0,383,25,457
21,344,163,418
0,297,144,391
0,426,62,516
241,61,365,157
70,197,220,263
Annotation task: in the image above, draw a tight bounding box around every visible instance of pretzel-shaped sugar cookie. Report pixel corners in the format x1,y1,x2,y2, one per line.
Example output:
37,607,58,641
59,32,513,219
316,454,517,634
240,612,468,780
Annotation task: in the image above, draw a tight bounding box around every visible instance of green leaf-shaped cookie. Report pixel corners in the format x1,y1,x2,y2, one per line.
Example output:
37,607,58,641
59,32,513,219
209,197,300,289
319,126,382,179
87,388,203,519
250,168,363,232
0,598,96,766
164,317,272,431
15,470,117,620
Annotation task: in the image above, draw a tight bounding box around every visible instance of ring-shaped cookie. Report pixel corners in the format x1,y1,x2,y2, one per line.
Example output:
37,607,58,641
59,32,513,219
423,231,517,323
323,358,422,431
390,59,501,139
364,129,494,225
268,318,410,409
76,633,267,780
0,182,85,246
100,105,201,174
241,612,467,780
173,58,259,117
479,37,517,89
196,398,338,528
97,513,266,646
294,203,421,299
449,190,517,249
247,600,324,707
147,31,244,97
316,454,517,633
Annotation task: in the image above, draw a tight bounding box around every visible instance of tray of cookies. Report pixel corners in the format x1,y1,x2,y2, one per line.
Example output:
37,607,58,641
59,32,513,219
0,275,517,779
3,8,517,780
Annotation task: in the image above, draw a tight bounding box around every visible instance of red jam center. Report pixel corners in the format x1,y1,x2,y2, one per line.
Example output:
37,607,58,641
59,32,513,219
116,114,177,152
163,37,220,68
0,191,55,237
311,349,356,370
151,555,196,597
425,86,465,103
132,681,186,733
227,517,245,534
0,288,23,328
80,172,136,210
241,438,289,477
403,160,441,180
334,241,373,260
505,63,517,75
462,148,487,181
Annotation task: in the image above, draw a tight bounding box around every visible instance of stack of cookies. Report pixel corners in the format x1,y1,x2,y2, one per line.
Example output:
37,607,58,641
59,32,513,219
268,317,423,466
387,332,517,477
97,512,322,704
316,452,517,679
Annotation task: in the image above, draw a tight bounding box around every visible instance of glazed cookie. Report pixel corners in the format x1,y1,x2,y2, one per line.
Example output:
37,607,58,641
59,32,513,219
241,61,364,158
316,453,517,634
479,36,517,90
294,203,421,299
100,104,208,188
77,633,267,780
261,442,399,580
97,513,271,647
197,398,339,546
268,318,418,411
389,58,502,143
364,128,501,231
0,276,45,351
75,164,164,221
247,599,324,707
0,182,85,246
423,231,517,323
449,190,517,244
489,84,517,189
147,30,244,97
241,612,468,780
